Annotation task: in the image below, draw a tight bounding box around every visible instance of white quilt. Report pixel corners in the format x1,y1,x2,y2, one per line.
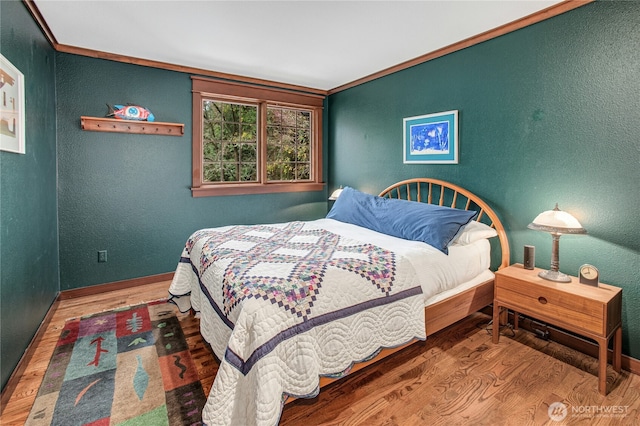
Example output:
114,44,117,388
169,219,426,425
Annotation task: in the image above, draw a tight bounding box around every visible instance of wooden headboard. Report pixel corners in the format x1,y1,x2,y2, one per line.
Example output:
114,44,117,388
378,178,510,270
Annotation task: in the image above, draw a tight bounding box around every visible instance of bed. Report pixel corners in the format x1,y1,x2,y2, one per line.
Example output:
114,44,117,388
169,178,509,425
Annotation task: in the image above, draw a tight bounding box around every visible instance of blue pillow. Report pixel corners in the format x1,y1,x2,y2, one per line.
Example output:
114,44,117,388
326,187,477,254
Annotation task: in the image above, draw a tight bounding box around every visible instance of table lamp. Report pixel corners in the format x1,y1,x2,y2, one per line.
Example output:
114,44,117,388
527,203,586,282
328,186,344,200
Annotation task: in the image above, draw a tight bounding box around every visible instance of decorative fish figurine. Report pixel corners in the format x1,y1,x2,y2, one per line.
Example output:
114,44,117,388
106,104,155,122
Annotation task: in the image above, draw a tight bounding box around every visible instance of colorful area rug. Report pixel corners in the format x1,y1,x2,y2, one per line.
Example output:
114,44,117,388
26,300,207,425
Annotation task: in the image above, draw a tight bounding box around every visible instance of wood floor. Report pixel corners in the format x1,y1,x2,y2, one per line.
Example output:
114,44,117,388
2,281,639,425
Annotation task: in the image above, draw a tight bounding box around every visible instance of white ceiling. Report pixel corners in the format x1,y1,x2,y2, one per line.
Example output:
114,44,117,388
33,0,562,91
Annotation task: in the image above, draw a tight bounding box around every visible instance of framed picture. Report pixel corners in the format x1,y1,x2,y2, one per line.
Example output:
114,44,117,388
403,110,458,164
1,54,25,154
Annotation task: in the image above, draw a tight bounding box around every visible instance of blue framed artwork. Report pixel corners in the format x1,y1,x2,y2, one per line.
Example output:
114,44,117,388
403,110,458,164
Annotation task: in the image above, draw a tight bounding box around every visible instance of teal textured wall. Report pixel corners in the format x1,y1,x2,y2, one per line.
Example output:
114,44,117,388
328,1,639,358
0,1,59,389
55,54,329,290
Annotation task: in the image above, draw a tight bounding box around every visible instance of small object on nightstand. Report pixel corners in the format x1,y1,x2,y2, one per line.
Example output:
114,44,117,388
523,245,535,270
579,264,599,287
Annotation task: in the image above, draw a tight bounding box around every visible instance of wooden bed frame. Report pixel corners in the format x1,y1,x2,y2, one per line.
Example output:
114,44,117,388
311,178,510,391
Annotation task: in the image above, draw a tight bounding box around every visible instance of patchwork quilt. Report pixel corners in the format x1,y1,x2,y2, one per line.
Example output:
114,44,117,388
169,220,426,425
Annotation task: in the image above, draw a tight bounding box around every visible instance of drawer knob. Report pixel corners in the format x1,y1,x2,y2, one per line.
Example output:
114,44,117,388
538,296,548,304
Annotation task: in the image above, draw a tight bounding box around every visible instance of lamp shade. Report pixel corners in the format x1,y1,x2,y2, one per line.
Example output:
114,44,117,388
527,203,586,283
527,203,586,235
328,186,344,201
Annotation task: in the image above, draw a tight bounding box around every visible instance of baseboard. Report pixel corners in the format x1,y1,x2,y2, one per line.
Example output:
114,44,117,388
0,297,60,415
481,306,640,376
1,272,175,412
57,272,175,300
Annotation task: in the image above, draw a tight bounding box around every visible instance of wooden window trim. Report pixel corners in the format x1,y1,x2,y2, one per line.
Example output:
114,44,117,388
191,77,325,197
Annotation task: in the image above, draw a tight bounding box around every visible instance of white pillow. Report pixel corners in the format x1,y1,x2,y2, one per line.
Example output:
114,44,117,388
450,220,498,246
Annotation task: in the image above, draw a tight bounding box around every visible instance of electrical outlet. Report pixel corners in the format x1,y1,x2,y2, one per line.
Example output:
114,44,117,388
98,250,107,263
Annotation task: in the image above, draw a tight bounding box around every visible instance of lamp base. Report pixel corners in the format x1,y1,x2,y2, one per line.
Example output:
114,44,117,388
538,269,572,283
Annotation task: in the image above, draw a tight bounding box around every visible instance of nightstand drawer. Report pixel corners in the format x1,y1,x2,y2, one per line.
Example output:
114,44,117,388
495,276,604,335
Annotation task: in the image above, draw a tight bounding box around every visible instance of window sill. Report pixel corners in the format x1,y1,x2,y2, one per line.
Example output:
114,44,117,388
191,182,325,197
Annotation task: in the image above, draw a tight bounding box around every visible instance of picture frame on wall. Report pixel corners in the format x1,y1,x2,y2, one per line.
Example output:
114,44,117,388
1,54,26,154
403,110,458,164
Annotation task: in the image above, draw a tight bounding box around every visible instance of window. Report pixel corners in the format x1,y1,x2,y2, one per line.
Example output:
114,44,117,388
266,107,312,182
191,77,325,197
202,100,258,183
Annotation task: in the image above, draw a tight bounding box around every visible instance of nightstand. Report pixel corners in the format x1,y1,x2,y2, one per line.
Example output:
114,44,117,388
492,264,622,395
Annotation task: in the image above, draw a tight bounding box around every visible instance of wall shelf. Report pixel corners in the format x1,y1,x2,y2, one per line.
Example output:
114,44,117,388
80,116,184,136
